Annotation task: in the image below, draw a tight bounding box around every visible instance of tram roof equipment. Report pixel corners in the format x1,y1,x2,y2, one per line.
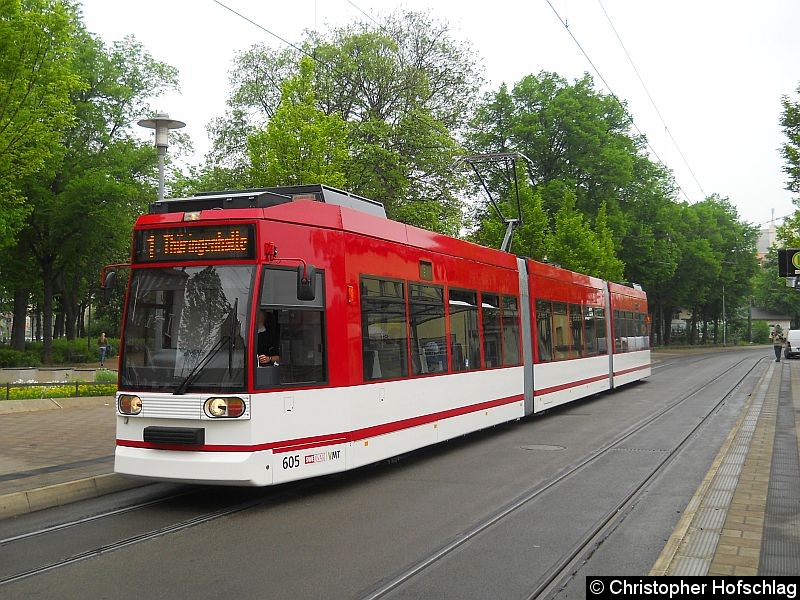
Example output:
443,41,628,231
149,183,387,219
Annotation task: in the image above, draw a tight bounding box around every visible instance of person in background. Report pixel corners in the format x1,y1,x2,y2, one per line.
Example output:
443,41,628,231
98,332,109,367
256,310,281,366
771,325,786,362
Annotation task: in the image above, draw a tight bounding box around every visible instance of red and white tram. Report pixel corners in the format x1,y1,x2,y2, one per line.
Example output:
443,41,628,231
113,185,650,485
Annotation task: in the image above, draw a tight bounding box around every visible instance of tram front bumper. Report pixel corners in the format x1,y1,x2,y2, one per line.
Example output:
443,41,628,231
114,445,274,487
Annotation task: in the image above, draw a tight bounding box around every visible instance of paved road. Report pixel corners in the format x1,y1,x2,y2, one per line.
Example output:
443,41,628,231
0,348,771,599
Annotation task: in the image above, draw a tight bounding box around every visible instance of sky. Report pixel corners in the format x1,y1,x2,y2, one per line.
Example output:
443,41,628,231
78,0,800,229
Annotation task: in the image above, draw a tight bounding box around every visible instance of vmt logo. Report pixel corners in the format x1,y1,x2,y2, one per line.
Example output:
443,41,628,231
305,450,341,465
792,252,800,270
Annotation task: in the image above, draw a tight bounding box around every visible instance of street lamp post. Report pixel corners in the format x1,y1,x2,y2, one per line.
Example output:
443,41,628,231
137,112,186,202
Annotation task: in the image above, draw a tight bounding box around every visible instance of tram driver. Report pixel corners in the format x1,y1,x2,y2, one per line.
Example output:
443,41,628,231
256,309,281,366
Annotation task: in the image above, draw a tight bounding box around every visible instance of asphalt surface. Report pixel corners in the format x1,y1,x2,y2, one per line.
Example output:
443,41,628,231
0,346,791,599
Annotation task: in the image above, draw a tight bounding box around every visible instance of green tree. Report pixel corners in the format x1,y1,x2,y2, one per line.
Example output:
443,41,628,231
670,197,757,344
546,194,624,281
0,0,82,248
469,72,641,220
469,176,550,260
780,83,800,193
247,57,348,188
9,32,178,362
202,10,481,234
467,72,636,279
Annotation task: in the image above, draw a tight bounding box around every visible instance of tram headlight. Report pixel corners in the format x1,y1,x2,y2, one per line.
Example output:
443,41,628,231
118,394,142,415
204,397,246,418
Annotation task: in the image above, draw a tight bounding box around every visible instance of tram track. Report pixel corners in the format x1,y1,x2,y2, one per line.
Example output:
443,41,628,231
528,355,768,599
0,352,765,595
362,353,766,599
0,490,192,546
0,479,317,587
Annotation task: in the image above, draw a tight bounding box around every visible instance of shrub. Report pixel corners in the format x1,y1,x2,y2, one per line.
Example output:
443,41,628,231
4,382,117,400
3,338,119,366
94,369,118,383
0,348,42,368
751,321,770,344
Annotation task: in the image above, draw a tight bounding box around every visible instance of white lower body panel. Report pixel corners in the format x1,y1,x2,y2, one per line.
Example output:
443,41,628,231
613,350,651,386
115,369,525,486
115,446,274,487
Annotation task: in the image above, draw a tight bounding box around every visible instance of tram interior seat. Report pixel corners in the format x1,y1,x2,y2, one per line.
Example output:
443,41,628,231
423,346,445,373
364,349,381,379
377,344,405,379
451,343,465,371
362,343,406,380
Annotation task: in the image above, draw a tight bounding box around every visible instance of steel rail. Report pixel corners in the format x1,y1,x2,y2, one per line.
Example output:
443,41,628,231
0,480,316,587
361,354,765,600
0,490,193,546
527,356,767,599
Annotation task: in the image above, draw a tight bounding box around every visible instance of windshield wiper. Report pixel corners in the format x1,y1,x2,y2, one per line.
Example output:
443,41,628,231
228,298,238,375
174,336,229,395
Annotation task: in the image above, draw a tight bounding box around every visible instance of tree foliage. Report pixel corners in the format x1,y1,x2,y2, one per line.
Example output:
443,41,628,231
0,6,769,356
1,19,179,361
247,57,348,188
467,72,759,344
0,0,82,248
199,10,481,234
781,83,800,194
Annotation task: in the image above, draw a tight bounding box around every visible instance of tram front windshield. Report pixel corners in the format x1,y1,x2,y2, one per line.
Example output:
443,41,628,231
120,265,253,393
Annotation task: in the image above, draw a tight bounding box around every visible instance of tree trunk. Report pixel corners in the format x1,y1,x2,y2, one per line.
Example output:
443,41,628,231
54,308,64,339
63,273,80,340
662,305,673,346
42,261,54,364
78,300,87,338
11,288,29,351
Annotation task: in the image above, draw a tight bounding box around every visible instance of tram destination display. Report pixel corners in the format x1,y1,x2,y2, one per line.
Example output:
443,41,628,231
134,224,256,263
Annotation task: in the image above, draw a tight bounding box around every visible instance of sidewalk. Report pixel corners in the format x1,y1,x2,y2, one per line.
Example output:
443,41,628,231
0,393,145,519
652,357,800,575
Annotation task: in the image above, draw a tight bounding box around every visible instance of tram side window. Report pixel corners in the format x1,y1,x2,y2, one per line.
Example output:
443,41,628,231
569,304,583,358
584,306,598,356
502,295,522,366
274,309,325,384
361,277,408,381
641,313,651,349
449,289,480,371
595,308,607,353
620,310,634,352
482,293,501,368
612,309,649,354
259,267,327,387
409,283,446,375
536,300,553,363
552,302,569,360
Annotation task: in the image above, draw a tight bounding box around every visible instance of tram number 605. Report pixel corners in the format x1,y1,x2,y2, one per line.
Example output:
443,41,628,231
282,455,300,470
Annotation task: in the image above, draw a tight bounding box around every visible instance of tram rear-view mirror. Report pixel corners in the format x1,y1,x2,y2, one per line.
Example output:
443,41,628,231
297,264,316,301
102,271,117,303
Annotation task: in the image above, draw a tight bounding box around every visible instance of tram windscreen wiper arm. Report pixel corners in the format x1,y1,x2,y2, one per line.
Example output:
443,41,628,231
174,335,229,395
228,297,238,375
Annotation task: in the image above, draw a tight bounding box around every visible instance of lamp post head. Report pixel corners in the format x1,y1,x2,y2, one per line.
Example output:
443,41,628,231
137,111,185,149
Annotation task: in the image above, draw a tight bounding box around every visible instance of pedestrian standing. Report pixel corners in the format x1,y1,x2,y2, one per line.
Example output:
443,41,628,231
98,332,109,367
771,325,786,362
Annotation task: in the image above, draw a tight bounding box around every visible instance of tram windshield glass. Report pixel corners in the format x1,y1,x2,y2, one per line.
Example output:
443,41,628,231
119,265,254,392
